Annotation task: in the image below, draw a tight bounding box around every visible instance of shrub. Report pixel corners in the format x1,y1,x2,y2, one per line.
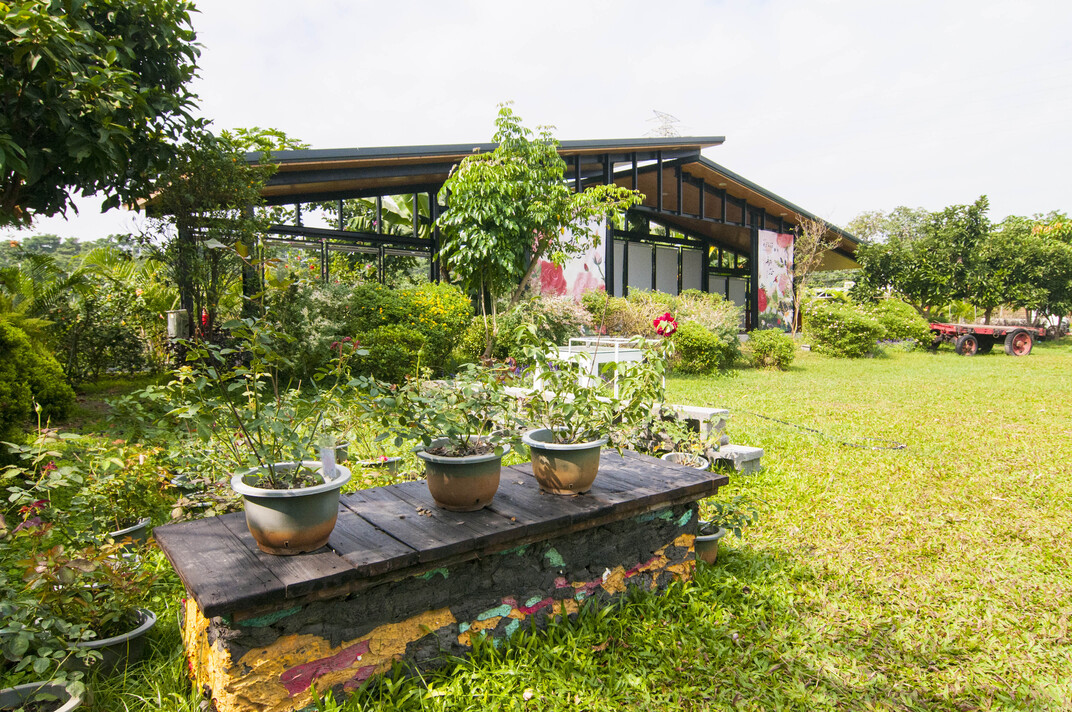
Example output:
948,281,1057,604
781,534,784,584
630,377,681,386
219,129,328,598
494,296,592,358
674,320,737,374
353,324,426,383
804,301,886,358
583,289,742,345
748,329,795,370
866,298,932,347
0,321,75,439
267,280,471,382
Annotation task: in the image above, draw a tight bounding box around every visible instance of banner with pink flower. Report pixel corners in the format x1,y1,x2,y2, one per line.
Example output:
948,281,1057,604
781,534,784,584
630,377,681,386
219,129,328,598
537,219,606,301
757,230,794,330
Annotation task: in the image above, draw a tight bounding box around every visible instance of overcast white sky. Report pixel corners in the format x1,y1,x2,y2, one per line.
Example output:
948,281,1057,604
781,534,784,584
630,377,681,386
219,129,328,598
6,0,1071,242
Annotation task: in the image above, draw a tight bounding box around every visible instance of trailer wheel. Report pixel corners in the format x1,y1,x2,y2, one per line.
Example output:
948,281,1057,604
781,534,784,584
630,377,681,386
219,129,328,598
977,339,994,354
955,334,979,356
1004,330,1033,356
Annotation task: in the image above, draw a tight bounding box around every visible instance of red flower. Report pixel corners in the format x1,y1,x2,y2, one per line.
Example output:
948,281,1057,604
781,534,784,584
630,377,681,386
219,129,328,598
758,289,769,313
777,232,793,250
201,308,209,326
653,312,678,337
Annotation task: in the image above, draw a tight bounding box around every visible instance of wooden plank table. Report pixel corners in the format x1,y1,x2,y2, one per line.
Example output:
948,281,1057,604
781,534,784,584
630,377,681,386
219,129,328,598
156,449,728,619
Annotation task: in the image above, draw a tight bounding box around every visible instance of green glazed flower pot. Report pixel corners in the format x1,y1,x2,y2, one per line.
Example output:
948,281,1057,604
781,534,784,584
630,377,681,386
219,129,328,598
522,428,608,495
416,440,508,512
68,607,156,676
0,681,83,711
107,516,151,550
694,522,727,564
231,461,351,555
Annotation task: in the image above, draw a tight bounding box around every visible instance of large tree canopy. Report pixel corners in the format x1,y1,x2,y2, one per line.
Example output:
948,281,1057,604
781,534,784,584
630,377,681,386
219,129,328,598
0,0,200,226
852,200,1072,325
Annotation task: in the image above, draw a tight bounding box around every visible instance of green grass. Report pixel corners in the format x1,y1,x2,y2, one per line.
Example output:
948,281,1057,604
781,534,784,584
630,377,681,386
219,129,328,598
74,340,1072,711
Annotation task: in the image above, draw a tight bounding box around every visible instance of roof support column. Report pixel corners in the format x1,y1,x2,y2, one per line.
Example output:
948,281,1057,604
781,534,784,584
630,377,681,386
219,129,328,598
656,151,663,213
603,157,614,296
749,219,759,331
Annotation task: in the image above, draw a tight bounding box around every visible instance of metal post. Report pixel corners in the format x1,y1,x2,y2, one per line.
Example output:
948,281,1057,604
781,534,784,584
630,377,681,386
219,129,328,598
574,155,581,193
749,223,760,330
430,191,440,283
656,151,663,213
698,182,705,220
676,166,683,215
337,199,345,231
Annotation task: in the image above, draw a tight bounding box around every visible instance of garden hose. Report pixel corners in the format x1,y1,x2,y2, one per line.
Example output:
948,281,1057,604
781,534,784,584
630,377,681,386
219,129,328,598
734,409,908,451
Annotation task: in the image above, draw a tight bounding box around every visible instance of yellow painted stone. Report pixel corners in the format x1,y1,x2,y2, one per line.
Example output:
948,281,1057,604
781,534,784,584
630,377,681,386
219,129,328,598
184,601,453,712
456,616,502,646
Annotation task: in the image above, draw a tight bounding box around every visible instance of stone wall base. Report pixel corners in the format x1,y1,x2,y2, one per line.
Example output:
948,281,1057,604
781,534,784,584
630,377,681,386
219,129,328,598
182,503,697,712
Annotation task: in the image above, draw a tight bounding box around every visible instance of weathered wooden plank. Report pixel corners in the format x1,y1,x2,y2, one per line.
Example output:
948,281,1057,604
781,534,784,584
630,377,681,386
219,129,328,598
329,499,420,577
344,486,483,563
386,480,523,550
155,514,286,618
157,450,730,617
216,514,356,602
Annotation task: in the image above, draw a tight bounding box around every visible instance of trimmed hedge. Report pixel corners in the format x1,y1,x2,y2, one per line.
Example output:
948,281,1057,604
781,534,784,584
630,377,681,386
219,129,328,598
866,298,932,347
674,320,738,374
803,301,886,358
748,329,795,370
0,321,75,440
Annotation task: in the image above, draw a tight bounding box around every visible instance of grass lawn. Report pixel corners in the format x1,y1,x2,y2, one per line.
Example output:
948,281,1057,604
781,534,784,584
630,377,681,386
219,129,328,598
91,339,1072,711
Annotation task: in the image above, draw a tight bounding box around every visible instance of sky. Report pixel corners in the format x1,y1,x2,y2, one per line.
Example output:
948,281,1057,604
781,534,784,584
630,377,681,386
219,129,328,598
5,0,1071,243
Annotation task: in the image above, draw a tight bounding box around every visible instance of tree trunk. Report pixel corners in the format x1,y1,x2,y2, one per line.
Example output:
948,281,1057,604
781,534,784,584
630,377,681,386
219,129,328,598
983,307,992,324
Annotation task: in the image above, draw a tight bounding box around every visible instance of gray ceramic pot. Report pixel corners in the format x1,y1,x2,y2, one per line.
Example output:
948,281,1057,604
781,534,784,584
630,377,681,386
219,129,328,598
73,607,156,675
416,440,508,512
231,461,351,555
107,516,151,549
0,681,82,711
522,428,608,495
694,522,728,564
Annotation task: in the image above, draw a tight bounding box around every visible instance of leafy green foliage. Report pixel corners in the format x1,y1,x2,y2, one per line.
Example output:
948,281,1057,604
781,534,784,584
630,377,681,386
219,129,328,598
0,0,200,225
852,197,990,315
373,362,520,457
0,319,74,439
673,321,737,374
437,104,641,355
584,289,741,347
864,297,932,346
700,494,761,538
803,300,885,358
747,328,796,370
486,296,593,360
519,329,671,445
267,280,472,383
355,324,426,384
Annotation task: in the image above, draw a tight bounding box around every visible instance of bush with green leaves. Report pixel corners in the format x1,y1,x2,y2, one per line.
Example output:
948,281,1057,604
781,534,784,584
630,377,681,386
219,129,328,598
865,297,933,347
353,324,426,384
747,328,796,370
584,289,741,345
673,320,738,374
0,320,75,440
266,279,471,383
803,300,886,358
491,296,592,359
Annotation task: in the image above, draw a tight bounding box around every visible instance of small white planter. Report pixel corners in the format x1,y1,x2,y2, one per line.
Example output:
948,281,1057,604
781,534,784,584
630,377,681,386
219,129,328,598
660,452,711,471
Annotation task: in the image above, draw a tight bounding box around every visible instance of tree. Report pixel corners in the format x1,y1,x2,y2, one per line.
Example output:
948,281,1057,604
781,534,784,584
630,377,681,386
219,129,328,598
846,206,931,244
1,0,200,226
143,130,273,336
853,197,990,316
437,105,642,356
791,217,841,334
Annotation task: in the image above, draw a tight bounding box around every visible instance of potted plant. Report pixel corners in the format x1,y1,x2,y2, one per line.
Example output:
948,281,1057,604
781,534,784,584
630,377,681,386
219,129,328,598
695,494,760,564
169,317,353,555
0,681,83,712
74,443,169,550
375,363,518,511
519,324,672,495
